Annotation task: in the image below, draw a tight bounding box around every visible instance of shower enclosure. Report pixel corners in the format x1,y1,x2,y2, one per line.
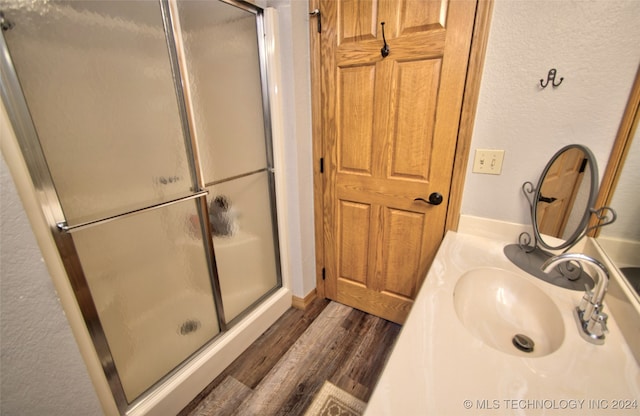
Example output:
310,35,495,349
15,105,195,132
0,0,283,412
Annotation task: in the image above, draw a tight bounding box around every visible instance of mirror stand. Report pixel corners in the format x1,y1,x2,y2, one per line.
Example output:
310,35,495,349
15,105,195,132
505,182,600,290
504,143,617,291
504,243,591,290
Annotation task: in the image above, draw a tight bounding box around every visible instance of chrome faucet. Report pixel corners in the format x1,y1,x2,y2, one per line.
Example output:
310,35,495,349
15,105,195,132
541,253,610,345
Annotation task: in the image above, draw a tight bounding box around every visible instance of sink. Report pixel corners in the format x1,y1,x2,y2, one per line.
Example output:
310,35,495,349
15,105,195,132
453,267,565,357
366,232,640,416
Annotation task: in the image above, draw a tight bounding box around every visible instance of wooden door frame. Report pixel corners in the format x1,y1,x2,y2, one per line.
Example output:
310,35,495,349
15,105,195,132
588,65,640,236
309,0,495,298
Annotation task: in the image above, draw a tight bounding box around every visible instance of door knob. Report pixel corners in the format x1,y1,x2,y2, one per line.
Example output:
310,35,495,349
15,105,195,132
414,192,444,206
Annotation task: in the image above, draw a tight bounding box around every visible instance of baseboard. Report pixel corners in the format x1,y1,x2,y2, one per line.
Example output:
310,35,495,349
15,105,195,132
292,289,317,310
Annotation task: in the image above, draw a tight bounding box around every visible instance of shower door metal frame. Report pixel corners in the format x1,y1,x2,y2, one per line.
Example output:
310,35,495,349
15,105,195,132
187,0,284,328
159,0,229,333
0,0,283,412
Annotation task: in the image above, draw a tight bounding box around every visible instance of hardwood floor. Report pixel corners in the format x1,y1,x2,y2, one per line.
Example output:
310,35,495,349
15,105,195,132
178,299,401,415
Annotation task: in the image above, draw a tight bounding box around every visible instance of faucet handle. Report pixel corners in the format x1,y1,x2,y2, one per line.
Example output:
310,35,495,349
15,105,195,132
578,284,593,313
587,312,609,339
599,313,609,334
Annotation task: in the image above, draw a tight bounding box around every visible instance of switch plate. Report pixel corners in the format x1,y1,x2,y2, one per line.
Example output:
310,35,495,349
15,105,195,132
472,149,505,175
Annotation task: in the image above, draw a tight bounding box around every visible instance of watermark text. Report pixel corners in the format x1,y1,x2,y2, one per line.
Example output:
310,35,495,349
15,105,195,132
462,399,638,411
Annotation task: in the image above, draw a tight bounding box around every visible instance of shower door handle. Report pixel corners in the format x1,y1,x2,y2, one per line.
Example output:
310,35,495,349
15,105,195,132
57,190,209,233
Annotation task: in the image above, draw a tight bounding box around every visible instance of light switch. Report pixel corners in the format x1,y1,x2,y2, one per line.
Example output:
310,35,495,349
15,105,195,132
472,149,505,175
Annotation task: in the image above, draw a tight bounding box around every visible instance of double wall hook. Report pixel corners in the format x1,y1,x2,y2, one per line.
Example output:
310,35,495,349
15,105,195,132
380,22,390,58
540,68,563,88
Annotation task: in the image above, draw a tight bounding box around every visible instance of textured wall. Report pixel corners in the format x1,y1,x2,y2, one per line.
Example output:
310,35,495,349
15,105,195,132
462,0,640,226
601,124,640,242
0,154,102,415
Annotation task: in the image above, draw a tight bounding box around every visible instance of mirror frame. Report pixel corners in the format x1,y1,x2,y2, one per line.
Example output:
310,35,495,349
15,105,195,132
533,144,599,251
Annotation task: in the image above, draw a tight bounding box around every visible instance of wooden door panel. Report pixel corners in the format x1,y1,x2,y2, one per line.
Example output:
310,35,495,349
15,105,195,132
338,65,376,174
337,32,445,67
380,207,426,298
537,148,586,237
398,0,448,34
339,0,379,44
537,203,564,236
389,59,441,181
336,278,412,324
336,1,448,66
337,176,427,205
338,200,372,284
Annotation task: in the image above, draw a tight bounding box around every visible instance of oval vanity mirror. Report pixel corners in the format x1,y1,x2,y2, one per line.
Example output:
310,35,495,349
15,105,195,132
504,144,614,291
533,144,599,251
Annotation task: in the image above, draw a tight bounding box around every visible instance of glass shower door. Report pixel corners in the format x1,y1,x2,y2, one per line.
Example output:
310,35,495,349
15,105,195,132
2,0,196,225
176,0,281,322
71,198,219,402
1,0,220,404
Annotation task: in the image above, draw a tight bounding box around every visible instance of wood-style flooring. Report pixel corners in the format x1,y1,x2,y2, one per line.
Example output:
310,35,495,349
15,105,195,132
178,298,401,415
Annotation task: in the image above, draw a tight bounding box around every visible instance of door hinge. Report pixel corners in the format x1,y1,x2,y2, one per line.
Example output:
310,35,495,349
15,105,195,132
320,157,324,173
579,158,588,173
322,267,326,280
309,9,321,33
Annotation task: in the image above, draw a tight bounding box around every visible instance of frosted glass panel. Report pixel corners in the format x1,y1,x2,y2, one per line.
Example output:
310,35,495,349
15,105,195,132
177,0,268,183
72,198,219,402
207,171,279,321
2,1,193,225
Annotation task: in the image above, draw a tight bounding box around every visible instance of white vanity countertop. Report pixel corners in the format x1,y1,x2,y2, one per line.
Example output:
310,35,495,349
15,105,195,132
364,231,640,416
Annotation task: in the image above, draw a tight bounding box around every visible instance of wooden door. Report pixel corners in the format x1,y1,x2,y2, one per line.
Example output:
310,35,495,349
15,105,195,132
537,148,587,238
319,0,477,323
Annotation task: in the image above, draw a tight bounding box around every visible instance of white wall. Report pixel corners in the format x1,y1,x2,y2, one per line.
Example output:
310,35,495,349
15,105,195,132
462,0,640,226
1,143,102,414
268,0,316,298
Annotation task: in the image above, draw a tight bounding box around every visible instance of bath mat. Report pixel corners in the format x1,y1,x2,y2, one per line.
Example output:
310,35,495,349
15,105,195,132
304,381,366,416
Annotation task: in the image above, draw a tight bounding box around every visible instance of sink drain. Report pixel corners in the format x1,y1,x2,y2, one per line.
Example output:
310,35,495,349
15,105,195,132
512,334,534,353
